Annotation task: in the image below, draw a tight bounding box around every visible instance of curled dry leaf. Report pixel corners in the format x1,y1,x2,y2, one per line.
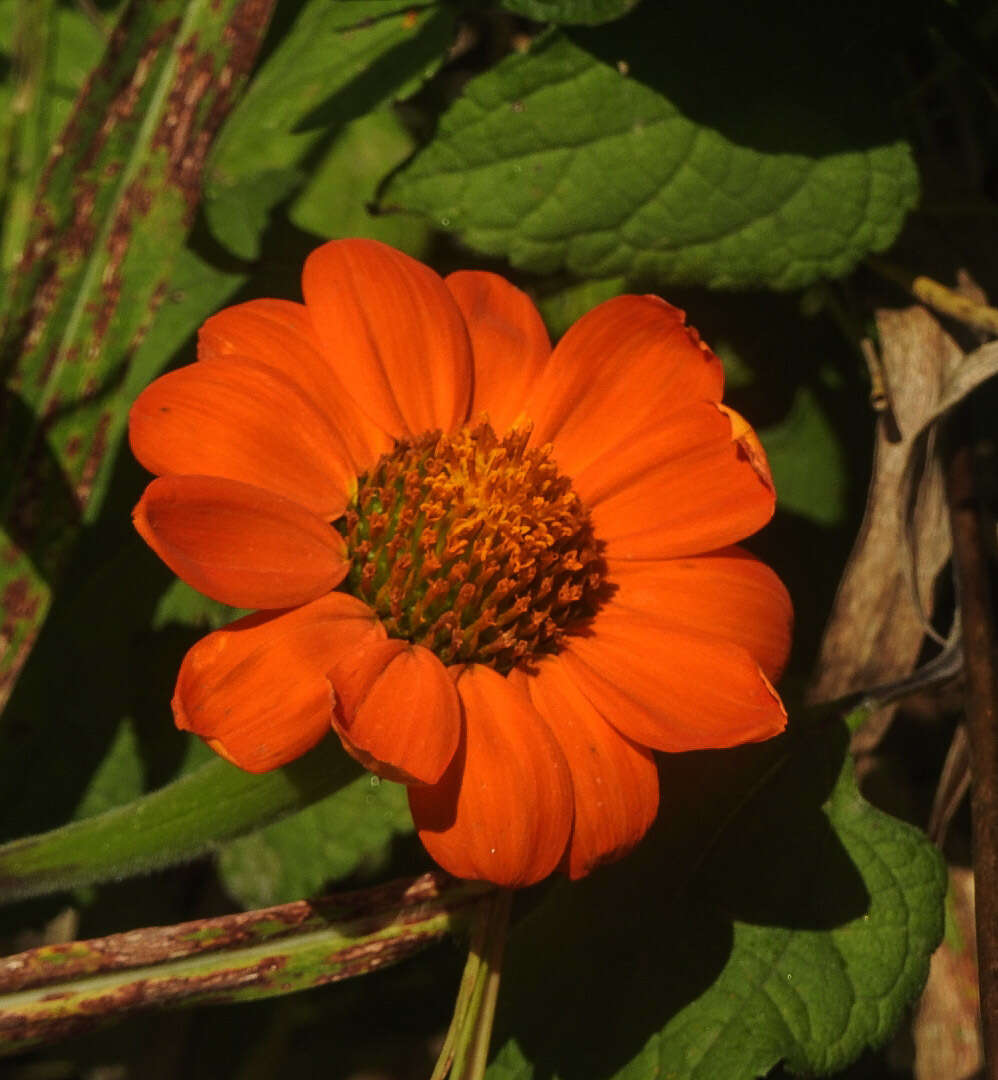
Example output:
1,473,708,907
809,307,960,710
809,306,998,750
928,723,972,848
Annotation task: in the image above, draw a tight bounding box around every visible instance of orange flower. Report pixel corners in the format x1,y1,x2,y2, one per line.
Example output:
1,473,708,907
129,239,792,886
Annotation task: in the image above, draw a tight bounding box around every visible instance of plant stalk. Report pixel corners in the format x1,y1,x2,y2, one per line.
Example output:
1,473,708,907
868,256,998,337
944,403,998,1077
433,888,512,1080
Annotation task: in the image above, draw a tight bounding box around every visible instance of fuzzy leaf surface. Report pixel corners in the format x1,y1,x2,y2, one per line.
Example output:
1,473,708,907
387,4,918,290
0,740,362,903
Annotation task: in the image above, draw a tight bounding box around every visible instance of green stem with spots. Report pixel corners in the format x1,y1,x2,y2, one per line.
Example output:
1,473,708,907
0,873,488,1055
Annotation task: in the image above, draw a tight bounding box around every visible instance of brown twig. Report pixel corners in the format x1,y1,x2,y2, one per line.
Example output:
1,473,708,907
944,404,998,1078
868,256,998,338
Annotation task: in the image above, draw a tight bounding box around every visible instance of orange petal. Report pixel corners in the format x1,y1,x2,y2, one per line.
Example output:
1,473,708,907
408,665,573,886
576,401,775,559
716,403,774,491
129,357,353,518
445,270,551,433
174,593,384,773
511,659,659,880
329,640,461,785
133,475,349,609
302,238,473,439
198,298,391,473
561,610,787,752
607,548,793,682
525,294,724,477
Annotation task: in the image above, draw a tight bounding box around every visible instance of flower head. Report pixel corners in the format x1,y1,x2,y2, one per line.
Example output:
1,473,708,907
129,239,792,886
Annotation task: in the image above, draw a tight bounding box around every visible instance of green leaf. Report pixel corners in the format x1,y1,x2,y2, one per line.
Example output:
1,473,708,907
72,718,147,821
218,774,413,909
0,0,107,270
501,0,642,25
0,873,487,1054
0,0,56,271
201,167,302,262
0,0,275,708
118,244,249,411
204,1,454,259
386,4,918,290
534,275,624,338
0,739,364,903
289,106,432,256
490,719,945,1079
759,386,848,527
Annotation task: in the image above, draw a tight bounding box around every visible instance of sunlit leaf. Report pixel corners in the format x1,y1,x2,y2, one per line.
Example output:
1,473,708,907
386,4,918,290
0,0,106,271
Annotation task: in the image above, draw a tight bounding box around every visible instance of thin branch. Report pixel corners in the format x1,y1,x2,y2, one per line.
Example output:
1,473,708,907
944,404,998,1077
868,257,998,337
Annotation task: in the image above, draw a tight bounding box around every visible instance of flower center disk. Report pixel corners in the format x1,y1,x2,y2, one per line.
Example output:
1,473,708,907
341,422,604,672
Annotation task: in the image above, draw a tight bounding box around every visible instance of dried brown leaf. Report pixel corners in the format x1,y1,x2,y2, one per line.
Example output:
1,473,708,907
913,866,983,1080
809,306,962,716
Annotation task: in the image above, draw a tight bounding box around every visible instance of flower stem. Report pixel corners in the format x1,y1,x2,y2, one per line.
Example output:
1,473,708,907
431,888,512,1080
429,924,484,1080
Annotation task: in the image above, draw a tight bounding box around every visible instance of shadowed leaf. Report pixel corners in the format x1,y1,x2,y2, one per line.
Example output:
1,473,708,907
490,718,945,1079
500,0,642,25
219,774,413,909
758,386,848,528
